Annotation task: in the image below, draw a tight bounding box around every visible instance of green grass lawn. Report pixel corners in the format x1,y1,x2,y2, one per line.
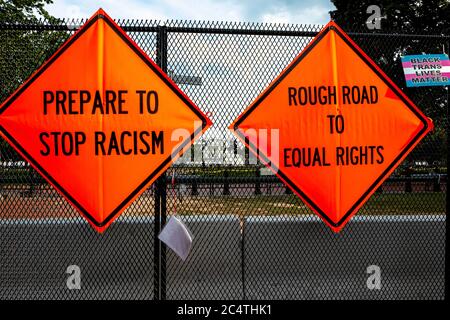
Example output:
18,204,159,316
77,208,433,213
174,192,446,216
2,166,446,217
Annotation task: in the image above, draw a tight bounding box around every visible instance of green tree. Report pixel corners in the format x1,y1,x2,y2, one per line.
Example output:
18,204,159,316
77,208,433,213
330,0,449,168
0,0,54,23
0,0,68,161
0,0,63,101
330,0,450,34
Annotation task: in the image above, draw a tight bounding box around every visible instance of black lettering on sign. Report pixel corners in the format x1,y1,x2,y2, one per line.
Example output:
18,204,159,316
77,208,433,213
94,131,164,156
288,88,297,106
91,90,129,115
284,148,292,167
286,85,379,106
327,114,344,134
139,131,151,155
335,145,384,165
152,131,164,154
56,91,67,115
341,86,378,105
283,147,330,167
376,146,384,164
68,90,80,114
43,91,54,115
102,90,128,115
41,90,130,115
80,90,91,111
39,131,86,156
137,90,159,114
95,132,106,156
288,86,337,106
39,132,50,156
91,91,103,114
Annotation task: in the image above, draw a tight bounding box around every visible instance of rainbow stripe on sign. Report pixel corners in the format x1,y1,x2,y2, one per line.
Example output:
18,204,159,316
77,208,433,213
401,54,450,87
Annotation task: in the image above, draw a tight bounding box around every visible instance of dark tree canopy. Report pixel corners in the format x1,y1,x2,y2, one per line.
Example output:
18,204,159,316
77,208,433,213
330,0,450,34
330,0,449,168
0,0,58,161
0,0,54,23
0,0,58,100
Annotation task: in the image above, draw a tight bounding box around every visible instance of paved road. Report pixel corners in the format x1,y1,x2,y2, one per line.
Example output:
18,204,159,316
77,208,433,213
0,215,445,300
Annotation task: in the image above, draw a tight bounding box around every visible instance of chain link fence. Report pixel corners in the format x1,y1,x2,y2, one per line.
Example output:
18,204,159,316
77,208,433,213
0,18,447,300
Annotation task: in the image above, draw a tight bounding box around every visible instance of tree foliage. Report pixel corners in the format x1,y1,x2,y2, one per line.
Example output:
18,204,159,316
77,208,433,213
330,0,450,34
330,0,449,166
0,0,54,23
0,0,66,161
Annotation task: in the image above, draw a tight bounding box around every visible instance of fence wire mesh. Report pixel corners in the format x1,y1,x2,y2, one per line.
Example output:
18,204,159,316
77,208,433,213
0,18,447,300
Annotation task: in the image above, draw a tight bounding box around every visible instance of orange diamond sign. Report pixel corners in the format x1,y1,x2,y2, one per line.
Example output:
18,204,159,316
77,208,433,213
0,9,212,232
230,21,433,232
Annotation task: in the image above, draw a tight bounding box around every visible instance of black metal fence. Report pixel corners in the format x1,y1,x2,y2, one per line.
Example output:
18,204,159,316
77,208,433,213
0,18,448,300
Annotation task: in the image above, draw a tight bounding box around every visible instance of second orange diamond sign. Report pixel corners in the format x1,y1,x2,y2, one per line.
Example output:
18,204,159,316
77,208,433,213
230,21,433,232
0,10,212,232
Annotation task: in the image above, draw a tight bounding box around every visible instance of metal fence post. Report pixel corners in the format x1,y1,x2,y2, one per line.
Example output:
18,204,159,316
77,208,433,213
445,39,450,302
154,179,161,300
154,25,168,301
254,167,261,195
223,168,230,195
241,216,246,300
160,172,167,300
